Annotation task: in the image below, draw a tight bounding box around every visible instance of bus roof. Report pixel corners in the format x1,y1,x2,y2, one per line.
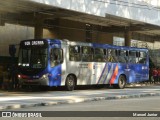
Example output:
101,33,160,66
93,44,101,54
20,38,148,51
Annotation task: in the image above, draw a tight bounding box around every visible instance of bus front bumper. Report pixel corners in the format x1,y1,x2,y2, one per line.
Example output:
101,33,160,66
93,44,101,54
18,75,49,86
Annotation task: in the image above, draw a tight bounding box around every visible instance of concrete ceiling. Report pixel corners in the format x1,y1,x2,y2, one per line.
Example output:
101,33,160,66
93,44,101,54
0,0,160,41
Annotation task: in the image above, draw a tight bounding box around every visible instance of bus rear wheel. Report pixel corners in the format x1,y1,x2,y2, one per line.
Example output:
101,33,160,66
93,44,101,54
65,75,76,91
118,75,126,89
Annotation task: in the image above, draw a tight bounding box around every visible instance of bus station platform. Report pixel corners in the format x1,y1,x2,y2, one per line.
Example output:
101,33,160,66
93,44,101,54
0,84,160,110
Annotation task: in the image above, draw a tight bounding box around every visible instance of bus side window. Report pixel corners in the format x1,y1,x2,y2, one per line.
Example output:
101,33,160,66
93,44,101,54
108,49,118,62
94,48,105,62
50,48,63,67
69,46,81,61
118,50,127,63
129,51,136,63
82,46,93,62
138,52,147,64
108,49,112,62
108,49,116,62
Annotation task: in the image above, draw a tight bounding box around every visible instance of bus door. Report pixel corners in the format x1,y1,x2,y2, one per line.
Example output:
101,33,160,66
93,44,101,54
92,62,107,84
137,51,148,81
78,63,92,85
80,46,93,85
128,51,145,82
127,50,140,83
49,47,63,86
93,48,108,84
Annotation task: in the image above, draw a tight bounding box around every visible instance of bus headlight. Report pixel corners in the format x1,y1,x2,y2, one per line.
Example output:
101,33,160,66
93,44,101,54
18,74,21,78
42,74,48,79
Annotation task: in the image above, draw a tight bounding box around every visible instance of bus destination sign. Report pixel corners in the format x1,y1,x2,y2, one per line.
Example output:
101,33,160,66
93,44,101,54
24,41,44,46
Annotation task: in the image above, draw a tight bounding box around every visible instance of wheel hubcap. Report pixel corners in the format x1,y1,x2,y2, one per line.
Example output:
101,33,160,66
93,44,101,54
120,78,124,85
68,77,74,86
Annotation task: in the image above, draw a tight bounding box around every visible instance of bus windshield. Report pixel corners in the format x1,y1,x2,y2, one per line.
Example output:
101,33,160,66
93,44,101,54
18,48,48,69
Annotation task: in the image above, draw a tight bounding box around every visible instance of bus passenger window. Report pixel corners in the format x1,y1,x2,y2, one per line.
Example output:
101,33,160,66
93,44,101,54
82,46,93,62
69,46,81,61
118,50,128,63
50,48,63,67
108,49,117,62
129,51,137,63
108,49,112,62
94,48,105,62
138,52,147,64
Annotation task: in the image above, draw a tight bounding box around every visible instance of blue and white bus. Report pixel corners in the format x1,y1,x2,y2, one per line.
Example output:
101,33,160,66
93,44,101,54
18,39,149,90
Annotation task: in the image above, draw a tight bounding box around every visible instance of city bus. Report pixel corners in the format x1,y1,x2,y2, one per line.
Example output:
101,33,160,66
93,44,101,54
17,39,149,91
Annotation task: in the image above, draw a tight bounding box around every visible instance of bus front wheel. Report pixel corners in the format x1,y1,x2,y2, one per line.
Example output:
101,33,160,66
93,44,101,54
65,75,76,91
118,75,126,89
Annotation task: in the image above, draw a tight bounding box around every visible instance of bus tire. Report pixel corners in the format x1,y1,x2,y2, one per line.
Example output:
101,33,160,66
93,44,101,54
65,75,76,91
118,75,126,89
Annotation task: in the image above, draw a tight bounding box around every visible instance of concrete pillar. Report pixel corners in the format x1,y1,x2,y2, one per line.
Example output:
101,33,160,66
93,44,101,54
124,30,131,46
85,24,92,42
34,13,44,39
34,24,43,39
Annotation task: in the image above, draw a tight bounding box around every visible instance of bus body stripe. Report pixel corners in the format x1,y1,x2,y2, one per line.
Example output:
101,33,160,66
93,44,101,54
97,63,107,84
110,65,119,84
101,64,109,84
98,63,109,84
103,64,112,84
104,64,114,84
